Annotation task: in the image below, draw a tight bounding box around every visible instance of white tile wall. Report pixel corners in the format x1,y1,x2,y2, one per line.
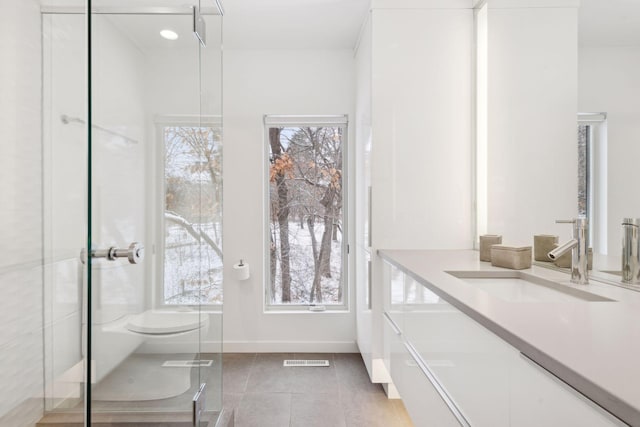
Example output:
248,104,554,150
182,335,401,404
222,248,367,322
0,0,46,424
0,267,43,349
0,329,45,425
0,0,43,270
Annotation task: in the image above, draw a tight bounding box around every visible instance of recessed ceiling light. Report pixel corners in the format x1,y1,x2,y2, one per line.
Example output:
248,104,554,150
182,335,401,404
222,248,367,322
160,29,179,40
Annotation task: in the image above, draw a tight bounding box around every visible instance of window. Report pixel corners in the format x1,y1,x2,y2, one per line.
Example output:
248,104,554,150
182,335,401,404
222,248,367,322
578,123,590,220
265,116,348,309
577,113,607,253
160,119,223,305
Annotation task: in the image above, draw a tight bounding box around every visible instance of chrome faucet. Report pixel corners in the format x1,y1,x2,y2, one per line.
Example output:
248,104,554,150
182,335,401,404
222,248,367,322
622,218,640,284
547,218,589,285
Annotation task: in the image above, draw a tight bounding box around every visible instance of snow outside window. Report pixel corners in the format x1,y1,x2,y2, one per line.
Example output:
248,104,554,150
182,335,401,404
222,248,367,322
162,124,223,305
265,117,348,310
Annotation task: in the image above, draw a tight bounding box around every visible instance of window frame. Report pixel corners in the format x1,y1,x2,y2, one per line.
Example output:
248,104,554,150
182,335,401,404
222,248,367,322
578,112,607,254
263,115,349,312
154,115,223,310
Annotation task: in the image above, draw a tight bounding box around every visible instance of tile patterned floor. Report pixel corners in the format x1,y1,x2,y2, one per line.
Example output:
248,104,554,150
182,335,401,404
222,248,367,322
223,353,414,427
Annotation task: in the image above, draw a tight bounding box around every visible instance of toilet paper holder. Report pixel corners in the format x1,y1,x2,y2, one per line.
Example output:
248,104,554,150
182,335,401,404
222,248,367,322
233,259,250,281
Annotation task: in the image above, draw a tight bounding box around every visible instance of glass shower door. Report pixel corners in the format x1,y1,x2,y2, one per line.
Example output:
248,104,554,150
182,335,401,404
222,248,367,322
41,1,222,425
86,2,222,425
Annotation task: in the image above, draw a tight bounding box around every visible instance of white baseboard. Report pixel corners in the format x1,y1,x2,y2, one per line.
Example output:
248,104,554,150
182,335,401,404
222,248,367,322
383,382,401,399
371,358,392,383
222,340,359,353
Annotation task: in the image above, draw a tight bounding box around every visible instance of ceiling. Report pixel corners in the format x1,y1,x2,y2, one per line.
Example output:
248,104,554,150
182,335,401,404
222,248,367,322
91,0,370,51
579,0,640,47
222,0,640,49
106,14,202,50
67,0,640,51
222,0,370,49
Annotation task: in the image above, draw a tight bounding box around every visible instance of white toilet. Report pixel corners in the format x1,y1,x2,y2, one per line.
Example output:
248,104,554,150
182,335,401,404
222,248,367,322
91,309,210,401
125,309,210,337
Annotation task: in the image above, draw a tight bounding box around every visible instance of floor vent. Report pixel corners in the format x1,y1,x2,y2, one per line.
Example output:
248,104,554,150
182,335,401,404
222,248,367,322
283,359,330,367
162,360,213,368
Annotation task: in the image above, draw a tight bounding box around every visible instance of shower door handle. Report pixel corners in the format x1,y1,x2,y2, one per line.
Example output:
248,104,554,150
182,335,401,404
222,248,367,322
90,242,145,264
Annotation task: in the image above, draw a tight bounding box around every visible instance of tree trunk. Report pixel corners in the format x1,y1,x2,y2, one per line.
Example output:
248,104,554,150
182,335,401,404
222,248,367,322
319,209,334,279
307,216,319,303
270,233,277,303
269,127,292,302
319,185,337,279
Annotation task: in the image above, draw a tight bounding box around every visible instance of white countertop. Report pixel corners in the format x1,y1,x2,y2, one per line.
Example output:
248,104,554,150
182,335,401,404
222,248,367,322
378,249,640,426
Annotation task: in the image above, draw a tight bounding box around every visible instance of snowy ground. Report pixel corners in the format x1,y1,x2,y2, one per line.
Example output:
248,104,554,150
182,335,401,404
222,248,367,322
163,223,223,305
271,221,343,305
161,220,344,306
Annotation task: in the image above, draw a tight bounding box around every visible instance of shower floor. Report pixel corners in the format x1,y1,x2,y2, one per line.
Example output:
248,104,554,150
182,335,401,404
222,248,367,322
90,353,221,409
37,352,224,427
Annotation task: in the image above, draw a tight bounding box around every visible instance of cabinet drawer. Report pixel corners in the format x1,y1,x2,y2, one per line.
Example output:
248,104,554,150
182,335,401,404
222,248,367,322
399,339,462,427
385,312,465,426
404,295,625,426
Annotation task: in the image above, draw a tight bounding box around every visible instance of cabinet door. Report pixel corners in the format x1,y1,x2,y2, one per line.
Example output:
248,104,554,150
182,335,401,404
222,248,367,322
356,249,372,375
383,314,403,393
383,263,405,329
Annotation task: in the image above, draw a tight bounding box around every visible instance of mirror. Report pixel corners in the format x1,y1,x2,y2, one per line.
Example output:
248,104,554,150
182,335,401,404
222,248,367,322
578,0,640,266
474,0,640,288
479,0,640,284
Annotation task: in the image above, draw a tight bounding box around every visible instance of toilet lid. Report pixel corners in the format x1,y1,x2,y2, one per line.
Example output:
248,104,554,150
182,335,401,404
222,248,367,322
126,310,206,334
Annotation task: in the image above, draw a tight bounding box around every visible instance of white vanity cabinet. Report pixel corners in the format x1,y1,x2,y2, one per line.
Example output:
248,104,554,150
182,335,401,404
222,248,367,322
384,314,461,427
382,261,627,427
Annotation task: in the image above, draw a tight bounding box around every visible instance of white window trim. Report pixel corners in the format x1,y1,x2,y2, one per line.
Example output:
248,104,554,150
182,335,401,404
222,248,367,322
263,115,350,312
578,113,607,255
153,115,223,309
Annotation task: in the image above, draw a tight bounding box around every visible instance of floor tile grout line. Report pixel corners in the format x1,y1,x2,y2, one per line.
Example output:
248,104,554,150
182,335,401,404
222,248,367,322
288,392,293,427
334,354,353,427
331,353,340,397
239,353,257,395
231,353,256,421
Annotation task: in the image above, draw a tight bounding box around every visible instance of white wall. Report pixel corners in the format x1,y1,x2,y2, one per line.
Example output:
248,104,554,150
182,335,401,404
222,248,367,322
485,3,579,246
0,0,45,425
223,49,358,352
578,46,640,256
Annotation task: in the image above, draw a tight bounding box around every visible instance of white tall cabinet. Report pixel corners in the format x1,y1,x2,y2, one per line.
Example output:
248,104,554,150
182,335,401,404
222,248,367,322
354,0,580,397
354,0,474,384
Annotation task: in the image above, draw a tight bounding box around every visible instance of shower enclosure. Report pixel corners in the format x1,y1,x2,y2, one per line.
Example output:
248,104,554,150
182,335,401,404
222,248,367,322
0,0,223,425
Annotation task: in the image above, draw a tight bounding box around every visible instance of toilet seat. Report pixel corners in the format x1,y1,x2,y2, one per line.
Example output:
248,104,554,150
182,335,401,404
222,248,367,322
125,310,207,335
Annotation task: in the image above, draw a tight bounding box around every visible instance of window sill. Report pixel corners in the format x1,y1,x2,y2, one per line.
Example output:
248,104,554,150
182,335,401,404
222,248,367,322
263,307,350,314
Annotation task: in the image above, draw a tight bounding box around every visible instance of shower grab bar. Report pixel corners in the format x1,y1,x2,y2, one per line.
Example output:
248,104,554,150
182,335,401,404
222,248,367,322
60,114,139,144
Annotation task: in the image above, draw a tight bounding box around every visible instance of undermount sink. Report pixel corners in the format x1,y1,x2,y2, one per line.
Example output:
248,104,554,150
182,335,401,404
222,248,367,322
446,270,615,303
